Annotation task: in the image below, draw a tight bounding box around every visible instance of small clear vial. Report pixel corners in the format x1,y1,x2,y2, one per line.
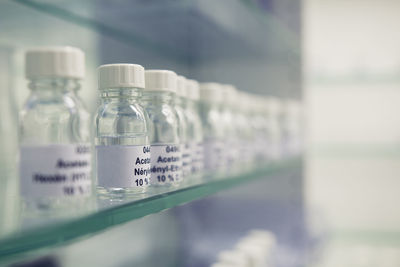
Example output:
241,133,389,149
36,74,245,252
264,97,282,161
235,92,255,172
281,99,302,157
249,94,270,163
19,46,92,209
142,70,182,189
95,64,151,197
175,76,191,180
199,82,225,177
220,84,240,174
185,79,204,182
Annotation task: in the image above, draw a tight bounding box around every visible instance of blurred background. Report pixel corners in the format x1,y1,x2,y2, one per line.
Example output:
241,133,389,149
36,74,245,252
1,0,400,266
305,0,400,266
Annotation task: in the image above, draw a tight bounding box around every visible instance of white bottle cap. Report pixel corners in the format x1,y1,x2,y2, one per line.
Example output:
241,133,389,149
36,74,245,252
236,240,268,267
144,69,177,93
176,75,187,98
186,79,200,101
200,82,223,103
25,46,85,79
217,250,251,266
210,263,233,267
98,63,145,90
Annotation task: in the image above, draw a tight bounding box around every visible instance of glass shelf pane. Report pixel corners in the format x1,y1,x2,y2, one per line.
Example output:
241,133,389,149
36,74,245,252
0,158,301,263
13,0,300,62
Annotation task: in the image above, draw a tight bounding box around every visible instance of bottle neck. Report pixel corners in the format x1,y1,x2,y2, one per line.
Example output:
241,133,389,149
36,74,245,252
100,87,142,103
28,78,80,95
141,91,174,105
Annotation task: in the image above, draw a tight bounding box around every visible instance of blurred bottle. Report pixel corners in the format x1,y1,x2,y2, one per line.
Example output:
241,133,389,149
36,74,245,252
185,79,204,182
220,84,240,175
264,97,282,161
175,76,192,181
281,99,303,157
235,92,255,172
95,64,151,197
19,46,92,210
0,46,19,235
199,82,225,178
143,70,182,189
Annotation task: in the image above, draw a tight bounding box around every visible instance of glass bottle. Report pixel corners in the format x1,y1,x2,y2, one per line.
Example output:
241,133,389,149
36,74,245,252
175,76,191,181
264,97,282,161
220,84,239,174
250,96,270,163
199,82,225,177
281,99,302,157
185,79,204,182
19,46,92,209
142,70,182,189
0,46,19,233
95,64,151,197
235,92,255,172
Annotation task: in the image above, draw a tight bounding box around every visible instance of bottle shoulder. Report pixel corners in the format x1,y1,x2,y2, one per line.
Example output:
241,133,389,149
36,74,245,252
19,92,91,144
96,102,148,121
20,92,86,121
145,104,178,126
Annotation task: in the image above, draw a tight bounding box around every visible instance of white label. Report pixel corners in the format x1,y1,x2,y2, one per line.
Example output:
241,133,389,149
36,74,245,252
203,139,224,172
181,144,192,178
20,144,92,198
96,145,151,188
150,144,182,185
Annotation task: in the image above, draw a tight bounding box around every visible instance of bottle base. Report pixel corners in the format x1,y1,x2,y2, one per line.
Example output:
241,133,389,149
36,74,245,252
97,186,148,200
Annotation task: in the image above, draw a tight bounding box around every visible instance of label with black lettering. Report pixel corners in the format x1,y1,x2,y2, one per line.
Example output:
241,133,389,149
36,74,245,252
150,144,182,185
96,145,151,188
20,144,92,198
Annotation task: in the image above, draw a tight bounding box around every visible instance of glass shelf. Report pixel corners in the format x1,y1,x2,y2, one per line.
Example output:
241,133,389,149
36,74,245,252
0,158,301,263
12,0,300,62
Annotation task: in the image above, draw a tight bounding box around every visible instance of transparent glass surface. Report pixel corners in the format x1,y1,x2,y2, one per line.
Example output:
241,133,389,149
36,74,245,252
0,158,300,264
141,91,181,189
12,0,298,66
95,88,150,196
19,78,92,210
